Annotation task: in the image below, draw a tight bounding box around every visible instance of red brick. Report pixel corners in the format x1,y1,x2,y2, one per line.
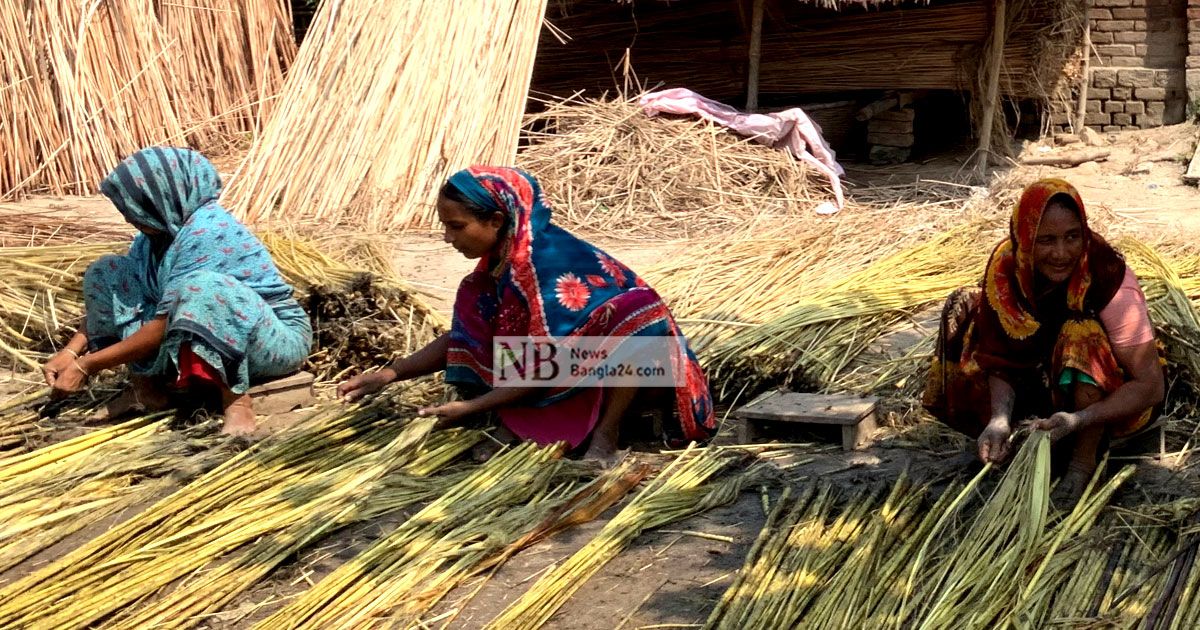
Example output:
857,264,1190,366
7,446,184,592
1116,31,1149,43
1095,20,1137,31
1113,7,1148,18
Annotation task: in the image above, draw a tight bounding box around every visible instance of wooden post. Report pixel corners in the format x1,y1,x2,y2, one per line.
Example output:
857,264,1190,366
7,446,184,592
1074,18,1091,134
746,0,766,112
976,0,1006,179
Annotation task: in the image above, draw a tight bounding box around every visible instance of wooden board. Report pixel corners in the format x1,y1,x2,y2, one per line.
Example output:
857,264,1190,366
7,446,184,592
732,391,879,450
1184,137,1200,185
247,371,315,415
733,391,877,425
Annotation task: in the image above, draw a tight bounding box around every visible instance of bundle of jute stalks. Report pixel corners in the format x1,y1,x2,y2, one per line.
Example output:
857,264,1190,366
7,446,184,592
0,0,295,199
484,447,763,630
708,433,1137,629
0,388,480,629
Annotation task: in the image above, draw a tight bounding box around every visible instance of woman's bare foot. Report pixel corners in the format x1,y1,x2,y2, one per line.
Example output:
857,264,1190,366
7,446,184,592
221,390,258,436
472,424,516,462
1053,463,1095,507
582,435,628,469
88,377,170,421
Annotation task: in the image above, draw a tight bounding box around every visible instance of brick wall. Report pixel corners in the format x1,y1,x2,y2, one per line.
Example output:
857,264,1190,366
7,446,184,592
1053,0,1189,132
1189,0,1200,104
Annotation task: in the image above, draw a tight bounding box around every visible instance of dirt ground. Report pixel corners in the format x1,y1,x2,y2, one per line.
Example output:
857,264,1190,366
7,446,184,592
2,123,1200,627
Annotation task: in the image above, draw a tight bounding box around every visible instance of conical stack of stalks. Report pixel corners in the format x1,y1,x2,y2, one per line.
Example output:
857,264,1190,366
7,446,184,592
222,0,548,231
0,0,295,199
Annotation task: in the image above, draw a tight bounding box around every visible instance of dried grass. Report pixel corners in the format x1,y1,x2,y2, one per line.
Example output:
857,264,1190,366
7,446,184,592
518,95,834,240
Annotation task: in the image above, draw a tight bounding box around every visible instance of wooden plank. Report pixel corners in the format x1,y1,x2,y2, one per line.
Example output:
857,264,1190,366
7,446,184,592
1185,137,1200,185
732,391,877,426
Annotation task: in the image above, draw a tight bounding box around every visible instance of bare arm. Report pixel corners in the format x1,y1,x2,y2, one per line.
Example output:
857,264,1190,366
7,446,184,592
978,375,1017,463
79,316,167,374
988,375,1016,427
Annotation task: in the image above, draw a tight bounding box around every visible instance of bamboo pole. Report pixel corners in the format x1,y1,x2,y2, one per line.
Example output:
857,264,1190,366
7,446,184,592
1074,17,1091,134
746,0,766,112
975,0,1007,180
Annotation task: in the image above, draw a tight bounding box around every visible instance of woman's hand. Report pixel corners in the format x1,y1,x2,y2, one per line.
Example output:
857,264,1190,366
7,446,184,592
417,400,477,426
977,419,1012,464
337,369,396,403
1033,411,1085,442
42,350,77,388
50,359,89,396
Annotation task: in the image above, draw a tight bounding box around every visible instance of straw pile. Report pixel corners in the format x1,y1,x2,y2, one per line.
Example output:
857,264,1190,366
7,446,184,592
0,391,479,628
517,95,832,239
643,182,995,353
708,433,1143,628
0,0,295,199
222,0,547,231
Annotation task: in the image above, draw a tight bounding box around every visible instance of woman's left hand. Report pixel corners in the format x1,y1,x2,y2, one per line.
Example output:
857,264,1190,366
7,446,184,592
51,360,90,396
1033,411,1085,442
417,400,477,426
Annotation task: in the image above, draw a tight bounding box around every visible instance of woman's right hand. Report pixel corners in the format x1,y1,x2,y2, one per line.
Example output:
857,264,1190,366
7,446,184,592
977,419,1012,464
42,350,77,388
337,368,396,403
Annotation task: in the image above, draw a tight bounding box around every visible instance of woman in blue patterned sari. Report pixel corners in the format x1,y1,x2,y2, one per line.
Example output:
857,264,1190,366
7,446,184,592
41,147,312,435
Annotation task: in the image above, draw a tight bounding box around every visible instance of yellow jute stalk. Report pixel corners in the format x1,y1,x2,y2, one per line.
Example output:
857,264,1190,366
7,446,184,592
483,447,760,630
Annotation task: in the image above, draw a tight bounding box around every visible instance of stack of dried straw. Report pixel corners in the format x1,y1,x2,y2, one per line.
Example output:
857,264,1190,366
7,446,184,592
0,0,295,199
222,0,547,231
518,95,833,239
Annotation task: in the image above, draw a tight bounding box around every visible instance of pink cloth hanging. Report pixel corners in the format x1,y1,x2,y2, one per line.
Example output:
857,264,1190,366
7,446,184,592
639,88,846,215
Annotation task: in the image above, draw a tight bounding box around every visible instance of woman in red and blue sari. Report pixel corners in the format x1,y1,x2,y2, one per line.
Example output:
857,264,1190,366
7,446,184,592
339,166,716,463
